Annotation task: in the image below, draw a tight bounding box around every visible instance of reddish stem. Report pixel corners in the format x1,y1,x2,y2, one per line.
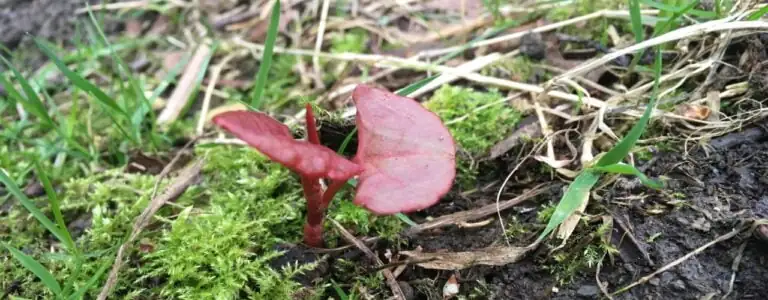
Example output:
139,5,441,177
302,104,327,247
305,103,320,145
301,176,324,247
321,180,347,211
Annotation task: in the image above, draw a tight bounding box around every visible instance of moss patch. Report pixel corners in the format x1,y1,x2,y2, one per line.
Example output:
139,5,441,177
425,85,521,188
2,143,413,298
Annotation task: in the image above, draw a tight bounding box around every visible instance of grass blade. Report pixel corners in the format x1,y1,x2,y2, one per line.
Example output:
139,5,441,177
34,161,76,252
395,75,439,96
250,0,280,109
34,39,129,119
651,0,703,36
0,168,69,245
629,0,645,43
33,38,137,143
641,0,714,19
596,48,663,167
747,5,768,20
2,243,62,295
0,57,56,129
590,163,663,189
534,171,599,244
89,14,152,142
69,259,112,300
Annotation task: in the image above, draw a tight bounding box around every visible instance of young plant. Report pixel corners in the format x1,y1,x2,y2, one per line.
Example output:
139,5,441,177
534,48,665,245
212,84,456,247
1,162,111,299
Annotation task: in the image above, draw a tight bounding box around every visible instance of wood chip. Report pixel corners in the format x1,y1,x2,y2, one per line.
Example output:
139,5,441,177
401,245,534,270
157,44,213,125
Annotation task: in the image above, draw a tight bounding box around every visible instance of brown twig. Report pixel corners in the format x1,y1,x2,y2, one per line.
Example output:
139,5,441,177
331,219,405,300
611,224,748,296
97,139,205,300
405,183,549,236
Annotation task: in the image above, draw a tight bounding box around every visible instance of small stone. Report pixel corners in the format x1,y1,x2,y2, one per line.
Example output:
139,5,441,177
660,272,676,283
649,278,660,286
520,32,547,60
671,280,686,291
576,285,599,297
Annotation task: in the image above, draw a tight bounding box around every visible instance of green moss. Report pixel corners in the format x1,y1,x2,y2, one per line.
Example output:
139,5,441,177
328,198,404,245
1,145,321,298
425,85,521,188
330,29,368,54
481,56,536,82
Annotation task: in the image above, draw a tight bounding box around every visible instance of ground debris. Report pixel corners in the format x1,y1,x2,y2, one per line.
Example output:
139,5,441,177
401,245,534,270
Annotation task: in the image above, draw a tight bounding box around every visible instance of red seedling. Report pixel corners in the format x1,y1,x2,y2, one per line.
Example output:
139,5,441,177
351,85,456,214
212,84,456,247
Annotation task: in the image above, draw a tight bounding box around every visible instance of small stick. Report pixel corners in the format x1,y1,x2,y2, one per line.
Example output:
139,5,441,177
721,240,748,299
98,157,204,300
331,219,406,300
197,52,239,135
611,225,747,296
406,183,548,235
312,0,331,89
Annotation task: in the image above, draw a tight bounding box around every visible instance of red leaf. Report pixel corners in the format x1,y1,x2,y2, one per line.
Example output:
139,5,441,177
351,85,456,214
212,111,363,180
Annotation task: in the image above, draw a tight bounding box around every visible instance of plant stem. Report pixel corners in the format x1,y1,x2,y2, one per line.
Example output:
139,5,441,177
321,180,347,210
301,103,326,247
305,103,320,145
301,176,324,247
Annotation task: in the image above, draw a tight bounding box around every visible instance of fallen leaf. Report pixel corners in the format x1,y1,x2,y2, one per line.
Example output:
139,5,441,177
675,104,711,120
400,246,533,270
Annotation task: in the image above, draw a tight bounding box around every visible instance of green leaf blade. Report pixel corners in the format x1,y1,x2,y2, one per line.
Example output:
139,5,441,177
250,0,281,109
590,163,663,189
535,171,600,244
0,169,69,245
596,48,663,167
2,244,62,295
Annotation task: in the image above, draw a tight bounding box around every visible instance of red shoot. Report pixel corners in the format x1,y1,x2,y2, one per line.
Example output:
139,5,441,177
212,105,362,247
351,85,456,214
212,85,456,247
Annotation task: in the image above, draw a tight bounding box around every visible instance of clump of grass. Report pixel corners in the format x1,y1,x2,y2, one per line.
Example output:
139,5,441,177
425,85,521,188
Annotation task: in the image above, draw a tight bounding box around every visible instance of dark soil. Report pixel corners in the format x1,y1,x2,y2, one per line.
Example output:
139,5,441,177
391,123,768,300
0,0,122,71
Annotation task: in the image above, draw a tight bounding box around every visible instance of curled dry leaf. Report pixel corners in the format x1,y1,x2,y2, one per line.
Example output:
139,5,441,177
400,246,533,270
675,104,711,120
351,85,456,214
212,111,363,180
